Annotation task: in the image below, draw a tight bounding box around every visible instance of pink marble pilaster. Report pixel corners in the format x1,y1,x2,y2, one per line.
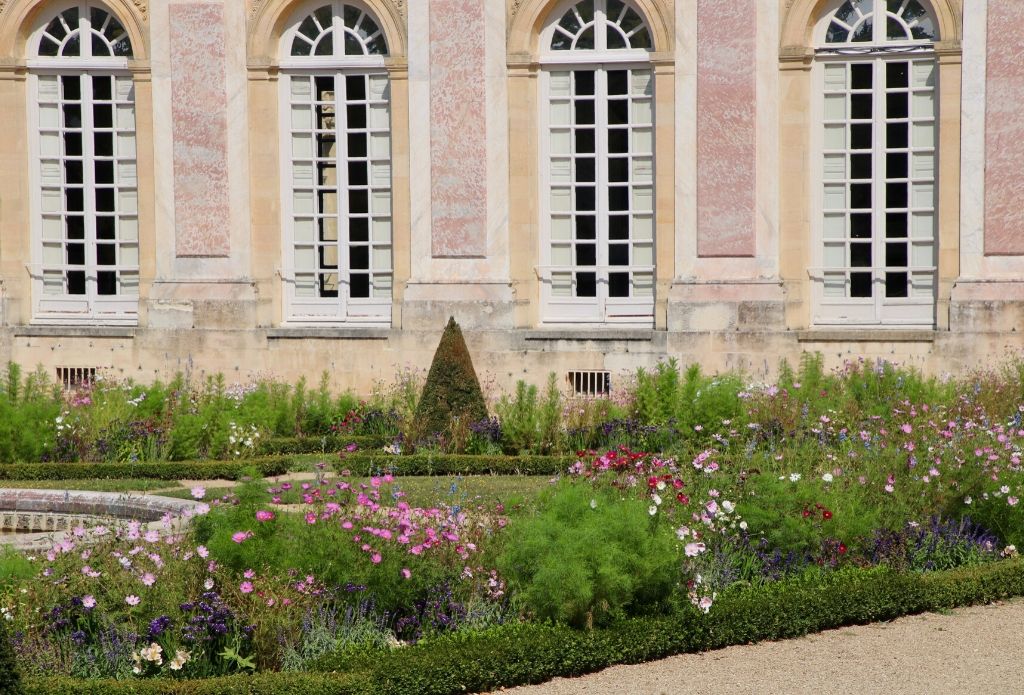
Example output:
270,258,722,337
429,0,488,258
985,1,1024,256
170,3,231,257
696,0,757,258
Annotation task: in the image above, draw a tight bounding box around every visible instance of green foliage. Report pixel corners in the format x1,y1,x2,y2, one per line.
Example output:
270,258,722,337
740,473,884,558
632,359,746,435
336,452,572,477
413,318,488,441
0,604,24,695
494,375,563,455
0,364,62,463
498,481,680,627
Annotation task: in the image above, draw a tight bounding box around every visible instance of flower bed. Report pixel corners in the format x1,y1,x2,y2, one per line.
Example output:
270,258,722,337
6,357,1024,691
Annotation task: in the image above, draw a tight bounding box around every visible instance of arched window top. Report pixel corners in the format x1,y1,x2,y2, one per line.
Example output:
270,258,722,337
33,3,132,59
546,0,652,54
286,2,387,59
823,0,937,46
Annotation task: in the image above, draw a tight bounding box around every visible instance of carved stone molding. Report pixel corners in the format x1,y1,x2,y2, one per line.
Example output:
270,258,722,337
0,0,148,21
249,0,405,21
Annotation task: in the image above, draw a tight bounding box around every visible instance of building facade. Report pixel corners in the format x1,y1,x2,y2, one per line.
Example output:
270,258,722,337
0,0,1015,392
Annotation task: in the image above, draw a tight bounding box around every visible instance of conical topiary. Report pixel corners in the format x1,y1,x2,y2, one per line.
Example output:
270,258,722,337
0,614,23,695
413,317,488,438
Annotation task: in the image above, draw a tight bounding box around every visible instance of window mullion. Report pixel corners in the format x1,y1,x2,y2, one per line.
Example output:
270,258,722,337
336,70,350,318
873,58,886,320
82,72,98,307
596,66,609,317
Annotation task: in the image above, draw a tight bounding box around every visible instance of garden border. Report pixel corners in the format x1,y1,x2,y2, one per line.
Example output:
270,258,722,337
19,559,1024,694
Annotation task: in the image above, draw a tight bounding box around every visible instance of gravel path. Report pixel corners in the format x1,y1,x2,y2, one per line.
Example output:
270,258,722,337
494,600,1024,695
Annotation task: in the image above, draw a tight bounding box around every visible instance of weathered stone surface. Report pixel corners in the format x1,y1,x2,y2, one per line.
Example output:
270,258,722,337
696,0,757,258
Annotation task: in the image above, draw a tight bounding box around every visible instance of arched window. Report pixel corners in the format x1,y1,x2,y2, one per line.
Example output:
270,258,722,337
280,1,393,325
812,0,938,326
29,2,138,323
538,0,655,325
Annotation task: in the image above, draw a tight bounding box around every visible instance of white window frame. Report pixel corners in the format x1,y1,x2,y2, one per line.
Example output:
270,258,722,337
278,1,393,327
537,0,656,326
27,1,138,326
809,0,939,327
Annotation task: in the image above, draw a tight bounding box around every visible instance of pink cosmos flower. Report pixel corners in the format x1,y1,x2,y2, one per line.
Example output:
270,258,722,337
305,513,317,525
144,530,160,543
685,542,707,557
240,581,254,594
125,595,140,606
401,568,411,579
141,573,156,587
231,531,252,544
255,510,274,522
82,595,96,609
244,569,256,579
371,553,382,564
190,486,206,500
196,545,209,558
901,423,913,434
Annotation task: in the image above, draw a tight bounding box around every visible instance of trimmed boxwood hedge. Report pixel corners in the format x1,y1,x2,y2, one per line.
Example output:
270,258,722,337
257,435,387,456
336,453,573,477
0,456,300,482
21,559,1024,695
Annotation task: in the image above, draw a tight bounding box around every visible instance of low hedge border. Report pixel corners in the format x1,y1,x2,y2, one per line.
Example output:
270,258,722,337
20,559,1024,695
257,435,388,456
336,453,574,476
0,456,303,482
0,453,573,482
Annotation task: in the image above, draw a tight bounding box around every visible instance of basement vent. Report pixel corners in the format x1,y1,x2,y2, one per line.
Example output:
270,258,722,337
56,367,96,391
567,370,610,397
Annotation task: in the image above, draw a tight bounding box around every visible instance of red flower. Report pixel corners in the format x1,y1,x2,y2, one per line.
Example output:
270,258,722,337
838,542,847,554
802,508,811,518
676,493,689,504
647,476,658,489
673,479,684,489
822,510,833,520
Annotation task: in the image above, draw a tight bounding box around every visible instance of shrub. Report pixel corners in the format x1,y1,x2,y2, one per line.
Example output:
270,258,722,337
336,452,571,476
0,457,297,481
0,609,23,695
412,318,488,443
0,363,62,463
493,375,563,455
498,481,680,627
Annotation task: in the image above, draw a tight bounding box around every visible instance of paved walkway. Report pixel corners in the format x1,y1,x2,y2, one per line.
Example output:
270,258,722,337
495,599,1024,695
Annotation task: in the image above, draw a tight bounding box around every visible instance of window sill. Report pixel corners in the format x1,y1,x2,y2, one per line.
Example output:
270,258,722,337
524,329,656,342
14,326,136,339
796,329,935,343
266,328,390,340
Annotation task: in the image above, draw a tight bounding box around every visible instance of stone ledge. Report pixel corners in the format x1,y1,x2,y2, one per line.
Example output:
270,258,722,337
523,329,656,342
796,330,936,343
266,328,391,340
11,326,136,339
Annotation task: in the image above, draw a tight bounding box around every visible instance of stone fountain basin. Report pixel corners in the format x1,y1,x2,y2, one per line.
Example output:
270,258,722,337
0,489,209,550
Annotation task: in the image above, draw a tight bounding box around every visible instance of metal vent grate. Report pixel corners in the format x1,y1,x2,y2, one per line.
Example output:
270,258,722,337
567,370,610,397
56,367,96,391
